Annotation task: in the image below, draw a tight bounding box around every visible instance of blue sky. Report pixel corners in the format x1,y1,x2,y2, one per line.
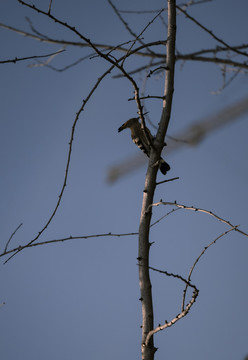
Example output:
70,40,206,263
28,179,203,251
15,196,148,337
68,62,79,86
1,1,248,359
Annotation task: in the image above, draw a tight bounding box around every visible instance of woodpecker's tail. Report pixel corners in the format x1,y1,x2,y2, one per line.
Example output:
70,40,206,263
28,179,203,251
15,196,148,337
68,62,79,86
159,158,170,175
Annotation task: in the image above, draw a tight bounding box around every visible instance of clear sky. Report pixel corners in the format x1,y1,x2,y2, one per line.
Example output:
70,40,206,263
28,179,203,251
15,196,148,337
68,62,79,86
1,1,248,359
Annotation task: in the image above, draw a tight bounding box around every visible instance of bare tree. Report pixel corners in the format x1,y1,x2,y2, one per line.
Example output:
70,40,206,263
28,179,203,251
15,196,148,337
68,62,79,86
1,1,248,360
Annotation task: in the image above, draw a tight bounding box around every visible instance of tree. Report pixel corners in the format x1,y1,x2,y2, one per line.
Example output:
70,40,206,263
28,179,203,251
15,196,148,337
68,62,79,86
1,1,248,359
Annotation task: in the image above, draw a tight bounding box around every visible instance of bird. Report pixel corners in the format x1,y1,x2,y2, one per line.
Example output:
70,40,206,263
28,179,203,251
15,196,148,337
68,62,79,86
118,117,170,175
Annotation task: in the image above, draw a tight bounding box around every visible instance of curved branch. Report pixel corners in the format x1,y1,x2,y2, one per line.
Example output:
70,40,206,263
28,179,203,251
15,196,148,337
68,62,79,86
145,266,198,347
4,64,115,264
182,226,237,310
148,201,248,238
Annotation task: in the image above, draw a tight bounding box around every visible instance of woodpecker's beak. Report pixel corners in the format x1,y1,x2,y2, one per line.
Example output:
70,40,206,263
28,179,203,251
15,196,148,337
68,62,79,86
118,122,127,132
118,117,139,132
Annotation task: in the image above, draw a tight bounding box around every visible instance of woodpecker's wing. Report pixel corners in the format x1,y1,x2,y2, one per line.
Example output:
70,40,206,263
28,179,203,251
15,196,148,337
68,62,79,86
130,125,154,158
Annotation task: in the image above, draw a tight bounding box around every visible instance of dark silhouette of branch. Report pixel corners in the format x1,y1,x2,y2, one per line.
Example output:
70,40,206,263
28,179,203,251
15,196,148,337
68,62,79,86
108,0,155,56
4,63,116,264
4,223,23,253
48,0,53,14
1,207,181,260
148,201,248,239
182,226,237,310
176,5,248,58
0,49,65,64
1,232,138,259
156,176,179,185
145,265,199,346
108,0,165,63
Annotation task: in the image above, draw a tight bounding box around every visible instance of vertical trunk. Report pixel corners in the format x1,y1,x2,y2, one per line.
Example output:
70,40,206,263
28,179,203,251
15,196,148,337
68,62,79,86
138,1,176,359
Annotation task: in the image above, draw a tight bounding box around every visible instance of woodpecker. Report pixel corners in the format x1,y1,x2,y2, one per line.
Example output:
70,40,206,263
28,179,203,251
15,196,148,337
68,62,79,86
118,117,170,175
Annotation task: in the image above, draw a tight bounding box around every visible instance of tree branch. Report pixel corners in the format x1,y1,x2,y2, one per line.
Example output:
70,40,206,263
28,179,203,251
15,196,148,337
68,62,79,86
138,1,177,359
0,49,65,64
145,265,198,346
176,5,248,58
182,226,237,310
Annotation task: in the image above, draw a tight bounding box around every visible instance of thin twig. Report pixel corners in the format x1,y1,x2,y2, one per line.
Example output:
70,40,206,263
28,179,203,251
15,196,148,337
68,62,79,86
210,65,242,94
0,204,181,259
179,43,248,58
4,223,23,253
156,176,179,185
176,5,248,58
148,202,248,239
25,16,50,39
31,53,92,71
145,266,198,347
0,49,65,64
108,0,156,60
150,208,180,228
48,0,53,14
128,95,166,101
1,231,138,258
182,226,238,310
4,63,115,264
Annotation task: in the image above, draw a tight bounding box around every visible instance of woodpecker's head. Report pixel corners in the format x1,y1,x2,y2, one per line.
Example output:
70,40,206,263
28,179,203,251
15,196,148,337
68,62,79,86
118,117,139,132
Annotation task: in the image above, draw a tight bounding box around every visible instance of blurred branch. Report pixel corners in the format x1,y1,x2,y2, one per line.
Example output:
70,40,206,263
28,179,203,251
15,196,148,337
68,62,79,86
114,53,248,79
1,21,247,74
107,96,248,182
210,64,242,95
0,22,166,58
177,54,248,69
180,44,248,57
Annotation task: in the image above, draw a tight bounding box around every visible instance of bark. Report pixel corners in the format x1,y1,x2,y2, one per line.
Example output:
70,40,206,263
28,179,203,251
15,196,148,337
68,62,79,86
138,1,176,359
